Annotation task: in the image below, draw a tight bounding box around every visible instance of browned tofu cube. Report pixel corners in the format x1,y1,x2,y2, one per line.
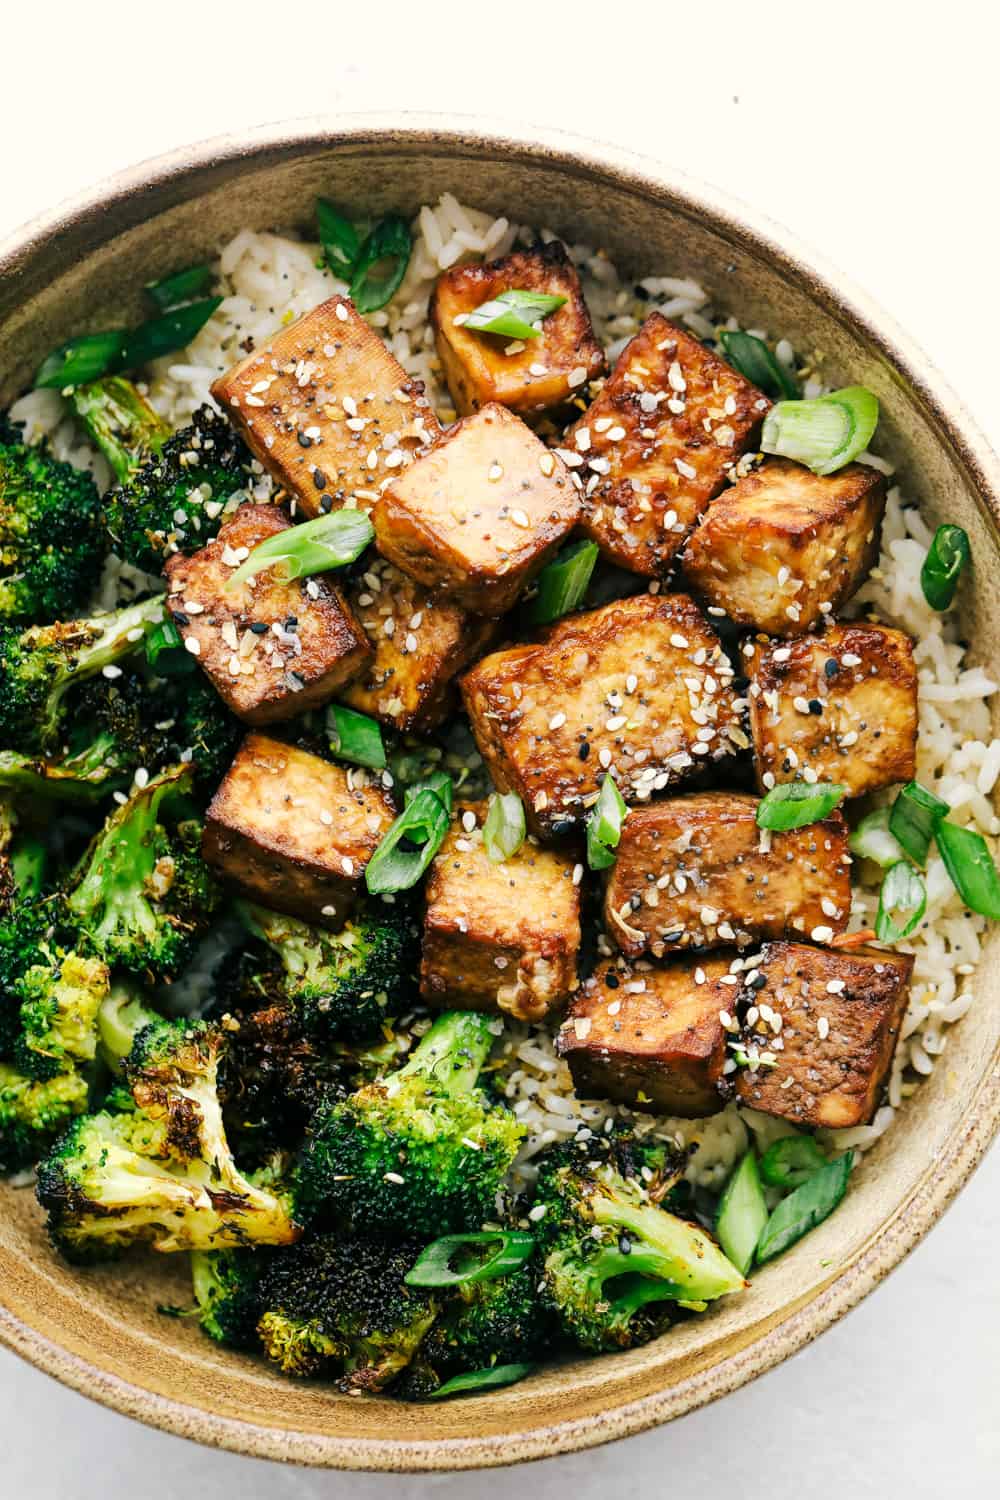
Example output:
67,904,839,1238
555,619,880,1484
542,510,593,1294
210,296,440,519
557,955,735,1117
339,556,499,732
748,623,917,798
164,504,372,725
682,458,886,634
461,592,744,838
420,802,581,1021
571,314,770,577
604,792,851,957
430,241,605,421
735,941,913,1128
372,403,580,614
202,733,395,928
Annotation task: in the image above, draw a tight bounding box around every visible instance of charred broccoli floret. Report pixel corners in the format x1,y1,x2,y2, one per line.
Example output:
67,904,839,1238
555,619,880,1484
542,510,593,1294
418,1266,548,1382
73,668,242,789
0,438,105,624
0,898,53,1056
65,764,221,983
14,949,110,1080
35,1016,300,1261
190,1248,266,1349
0,744,128,805
532,1133,745,1353
0,595,165,753
70,377,171,485
255,1234,437,1390
0,1064,89,1175
235,899,419,1043
295,1011,524,1237
104,405,251,574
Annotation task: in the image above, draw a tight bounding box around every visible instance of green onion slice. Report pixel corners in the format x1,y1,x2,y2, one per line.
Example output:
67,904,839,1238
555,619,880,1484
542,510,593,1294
715,1151,768,1276
718,330,800,401
935,820,1000,919
350,215,412,314
145,263,215,311
326,705,386,770
530,539,599,624
226,510,374,589
365,785,451,895
316,198,361,278
848,806,905,869
875,860,927,942
761,386,879,476
463,289,568,342
145,620,197,677
405,771,454,818
586,773,628,870
482,791,526,864
405,1230,536,1288
756,781,846,831
888,781,949,867
758,1135,827,1189
755,1152,853,1264
920,524,970,611
118,298,223,369
35,330,127,389
426,1363,534,1401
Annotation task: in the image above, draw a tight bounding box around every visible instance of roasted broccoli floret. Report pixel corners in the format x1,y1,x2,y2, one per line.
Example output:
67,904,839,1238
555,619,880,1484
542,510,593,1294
0,595,165,753
104,405,251,574
0,438,105,624
70,377,172,485
418,1266,548,1382
0,745,128,806
295,1011,524,1237
190,1248,266,1349
0,898,53,1056
236,899,419,1043
255,1234,437,1390
35,1016,300,1261
532,1133,745,1353
65,763,221,983
0,1063,89,1175
14,949,110,1080
73,668,242,789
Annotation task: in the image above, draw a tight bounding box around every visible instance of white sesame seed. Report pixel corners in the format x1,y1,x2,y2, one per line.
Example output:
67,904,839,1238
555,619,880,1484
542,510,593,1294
538,452,556,477
184,637,201,657
488,463,504,482
528,1203,548,1222
811,925,835,943
568,366,588,388
549,712,567,730
510,507,530,527
826,979,846,994
817,1017,830,1040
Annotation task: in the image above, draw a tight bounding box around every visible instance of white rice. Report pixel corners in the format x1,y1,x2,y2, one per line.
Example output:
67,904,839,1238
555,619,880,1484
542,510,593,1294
9,195,998,1191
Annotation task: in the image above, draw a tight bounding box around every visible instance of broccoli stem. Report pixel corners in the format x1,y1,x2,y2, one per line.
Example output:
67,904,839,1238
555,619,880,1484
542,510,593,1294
397,1011,495,1097
63,596,166,680
70,377,171,485
96,983,160,1072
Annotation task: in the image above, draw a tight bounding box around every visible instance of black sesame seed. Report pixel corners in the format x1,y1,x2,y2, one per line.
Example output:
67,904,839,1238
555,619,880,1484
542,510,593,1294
319,495,334,513
250,621,268,634
824,658,839,679
173,612,189,626
808,699,824,715
578,740,591,761
312,469,327,488
748,972,768,991
297,432,312,448
605,972,620,989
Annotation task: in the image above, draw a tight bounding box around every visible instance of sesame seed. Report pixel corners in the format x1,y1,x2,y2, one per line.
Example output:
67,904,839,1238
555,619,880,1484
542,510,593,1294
811,925,835,943
821,897,839,918
549,712,567,730
488,463,504,482
817,1017,830,1040
511,507,530,527
669,633,690,649
539,452,556,477
528,1203,548,1222
184,637,201,657
568,366,588,388
826,979,846,994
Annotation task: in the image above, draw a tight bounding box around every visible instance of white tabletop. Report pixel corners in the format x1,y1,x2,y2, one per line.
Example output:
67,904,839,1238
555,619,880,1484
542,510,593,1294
2,3,998,1493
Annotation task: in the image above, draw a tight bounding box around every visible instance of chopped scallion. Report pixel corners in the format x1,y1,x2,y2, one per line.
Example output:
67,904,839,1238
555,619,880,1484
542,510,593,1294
888,781,949,867
920,524,970,611
366,783,451,895
761,386,879,476
326,705,386,770
483,791,526,863
145,621,196,677
848,806,905,869
34,330,127,390
405,1230,536,1288
718,330,800,401
350,215,412,314
225,510,373,589
756,781,846,831
530,539,599,624
715,1151,768,1276
425,1363,534,1400
145,263,215,311
758,1135,827,1189
36,300,222,390
316,198,361,278
463,289,567,342
875,860,926,942
405,771,454,818
586,774,627,870
755,1153,853,1263
935,820,1000,919
118,298,223,370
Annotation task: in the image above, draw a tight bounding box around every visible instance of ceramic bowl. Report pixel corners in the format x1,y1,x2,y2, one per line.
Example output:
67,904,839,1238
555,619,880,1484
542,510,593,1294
1,115,998,1471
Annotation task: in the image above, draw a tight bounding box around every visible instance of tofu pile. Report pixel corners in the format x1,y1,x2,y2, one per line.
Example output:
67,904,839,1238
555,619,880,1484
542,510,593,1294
183,240,917,1133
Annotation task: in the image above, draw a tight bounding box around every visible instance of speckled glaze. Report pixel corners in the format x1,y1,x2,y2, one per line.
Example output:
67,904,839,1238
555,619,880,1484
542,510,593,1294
0,115,998,1472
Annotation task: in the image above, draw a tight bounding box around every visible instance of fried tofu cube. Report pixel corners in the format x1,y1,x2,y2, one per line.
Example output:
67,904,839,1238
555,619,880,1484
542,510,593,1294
420,802,581,1021
202,734,395,928
748,623,917,798
682,458,886,634
604,792,851,957
372,402,580,614
461,592,744,838
557,956,735,1116
735,942,913,1128
430,241,606,421
339,556,499,732
164,504,371,725
571,314,770,577
210,296,440,519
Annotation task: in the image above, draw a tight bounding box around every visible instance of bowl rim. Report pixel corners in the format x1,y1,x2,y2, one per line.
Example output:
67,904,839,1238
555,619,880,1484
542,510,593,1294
1,110,998,1472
